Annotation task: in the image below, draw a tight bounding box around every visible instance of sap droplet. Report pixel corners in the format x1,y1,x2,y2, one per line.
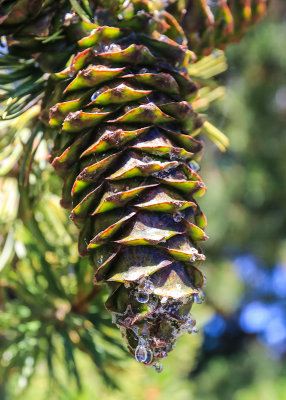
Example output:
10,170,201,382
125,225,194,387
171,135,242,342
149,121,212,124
103,43,121,53
189,161,201,173
136,291,149,303
189,247,199,262
185,317,196,330
157,350,168,359
167,303,179,313
153,362,163,373
145,348,153,364
163,344,172,352
145,280,155,294
66,111,81,121
142,155,150,163
91,90,103,102
124,105,133,112
185,316,196,333
139,68,148,74
63,12,79,26
212,49,220,58
159,34,168,43
138,337,146,346
138,278,154,294
113,43,122,52
190,247,198,255
135,345,147,363
173,211,184,223
170,152,177,161
64,12,74,20
194,290,205,304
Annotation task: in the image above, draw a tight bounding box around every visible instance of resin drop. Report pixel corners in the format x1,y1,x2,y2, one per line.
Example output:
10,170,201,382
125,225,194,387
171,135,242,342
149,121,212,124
173,211,184,223
136,291,149,304
185,317,196,330
145,348,153,364
194,290,205,304
138,278,154,294
135,345,147,363
189,161,201,173
91,90,103,102
153,362,163,373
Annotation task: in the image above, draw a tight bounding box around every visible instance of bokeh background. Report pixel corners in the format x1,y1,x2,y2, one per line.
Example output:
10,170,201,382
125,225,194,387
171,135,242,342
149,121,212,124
1,1,286,399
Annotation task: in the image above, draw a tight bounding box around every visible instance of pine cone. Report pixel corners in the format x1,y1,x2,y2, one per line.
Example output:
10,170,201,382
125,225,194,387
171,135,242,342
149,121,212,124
180,0,269,55
0,0,96,72
47,3,207,370
0,0,268,372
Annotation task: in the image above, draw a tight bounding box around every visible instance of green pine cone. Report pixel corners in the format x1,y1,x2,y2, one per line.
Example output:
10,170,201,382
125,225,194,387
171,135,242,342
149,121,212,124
0,0,267,371
47,4,208,369
179,0,269,56
0,0,98,72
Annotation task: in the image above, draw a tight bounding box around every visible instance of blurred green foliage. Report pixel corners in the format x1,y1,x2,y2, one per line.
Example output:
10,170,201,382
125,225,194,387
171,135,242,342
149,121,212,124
201,7,286,267
1,1,286,399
